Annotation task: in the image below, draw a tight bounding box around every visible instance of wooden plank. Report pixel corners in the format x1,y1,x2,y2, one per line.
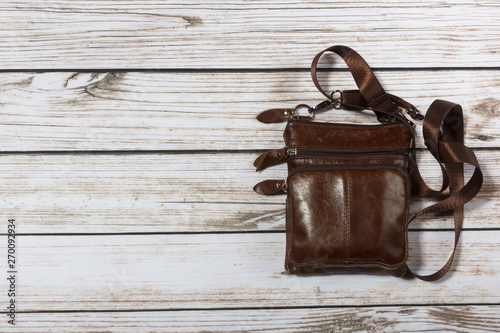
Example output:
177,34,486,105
0,70,498,151
0,150,495,234
5,305,500,332
0,232,498,312
1,1,499,69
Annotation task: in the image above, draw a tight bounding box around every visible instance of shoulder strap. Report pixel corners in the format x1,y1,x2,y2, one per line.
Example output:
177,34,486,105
406,100,483,281
311,45,483,281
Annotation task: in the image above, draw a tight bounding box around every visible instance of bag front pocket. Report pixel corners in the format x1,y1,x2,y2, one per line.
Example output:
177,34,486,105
285,164,410,273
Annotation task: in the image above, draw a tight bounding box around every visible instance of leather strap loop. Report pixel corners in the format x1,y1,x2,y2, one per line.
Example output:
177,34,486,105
311,45,397,121
311,45,423,121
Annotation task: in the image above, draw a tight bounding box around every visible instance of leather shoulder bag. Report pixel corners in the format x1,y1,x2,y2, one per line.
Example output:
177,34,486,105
253,45,483,281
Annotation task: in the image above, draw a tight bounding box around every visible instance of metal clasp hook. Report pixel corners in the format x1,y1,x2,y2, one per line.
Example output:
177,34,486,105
406,108,424,120
292,104,315,120
292,97,338,121
330,90,343,109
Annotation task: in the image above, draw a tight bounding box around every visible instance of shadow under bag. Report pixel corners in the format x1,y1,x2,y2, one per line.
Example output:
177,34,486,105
253,45,483,281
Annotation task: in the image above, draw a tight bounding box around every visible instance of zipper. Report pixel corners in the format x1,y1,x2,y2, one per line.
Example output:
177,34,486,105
288,118,408,128
284,163,410,199
254,146,408,173
286,147,408,158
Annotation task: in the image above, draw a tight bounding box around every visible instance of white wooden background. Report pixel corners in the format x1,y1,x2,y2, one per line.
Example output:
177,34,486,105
1,1,499,332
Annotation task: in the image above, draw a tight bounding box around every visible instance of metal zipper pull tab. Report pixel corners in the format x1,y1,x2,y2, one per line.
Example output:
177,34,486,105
282,180,288,193
286,147,297,157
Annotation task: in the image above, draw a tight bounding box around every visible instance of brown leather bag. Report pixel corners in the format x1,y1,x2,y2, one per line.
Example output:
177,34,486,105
253,45,483,281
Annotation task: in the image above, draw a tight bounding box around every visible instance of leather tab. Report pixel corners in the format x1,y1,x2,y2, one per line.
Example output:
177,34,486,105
257,108,292,123
254,148,287,171
253,179,286,195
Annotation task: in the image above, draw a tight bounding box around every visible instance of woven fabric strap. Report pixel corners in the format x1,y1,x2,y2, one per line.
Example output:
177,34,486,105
311,45,483,281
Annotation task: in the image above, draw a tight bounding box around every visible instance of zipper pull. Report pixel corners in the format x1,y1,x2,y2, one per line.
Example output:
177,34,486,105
286,147,297,157
253,179,287,195
254,147,287,171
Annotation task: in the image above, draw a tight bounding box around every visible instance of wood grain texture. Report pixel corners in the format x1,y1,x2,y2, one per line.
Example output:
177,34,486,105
5,305,500,332
1,1,500,69
0,232,498,312
0,1,498,331
0,150,495,233
0,70,498,151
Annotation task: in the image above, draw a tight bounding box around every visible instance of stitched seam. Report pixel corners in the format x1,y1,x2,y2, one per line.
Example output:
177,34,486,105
369,93,388,108
342,174,347,259
346,171,352,259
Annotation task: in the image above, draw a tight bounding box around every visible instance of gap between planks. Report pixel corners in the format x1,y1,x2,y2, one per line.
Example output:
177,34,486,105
0,150,496,233
2,67,500,73
3,305,500,332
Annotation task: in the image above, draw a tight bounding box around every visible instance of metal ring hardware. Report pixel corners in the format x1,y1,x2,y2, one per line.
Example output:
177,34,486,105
330,90,342,109
292,104,315,120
